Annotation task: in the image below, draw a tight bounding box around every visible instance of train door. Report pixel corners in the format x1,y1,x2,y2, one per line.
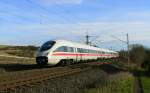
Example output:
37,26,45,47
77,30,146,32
76,48,82,62
79,48,82,61
75,48,79,62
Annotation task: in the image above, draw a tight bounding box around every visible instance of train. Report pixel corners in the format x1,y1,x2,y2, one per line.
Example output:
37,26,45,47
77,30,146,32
36,40,119,65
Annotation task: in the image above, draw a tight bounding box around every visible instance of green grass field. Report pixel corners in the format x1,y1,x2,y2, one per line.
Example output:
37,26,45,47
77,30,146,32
84,72,134,93
140,76,150,93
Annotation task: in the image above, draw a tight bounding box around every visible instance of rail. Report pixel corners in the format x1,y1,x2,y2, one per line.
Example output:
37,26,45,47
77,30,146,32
0,66,90,91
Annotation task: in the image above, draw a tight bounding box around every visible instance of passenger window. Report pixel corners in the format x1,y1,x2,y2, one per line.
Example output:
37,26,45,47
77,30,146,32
102,52,105,54
77,48,83,53
70,47,74,52
67,47,74,52
55,46,67,52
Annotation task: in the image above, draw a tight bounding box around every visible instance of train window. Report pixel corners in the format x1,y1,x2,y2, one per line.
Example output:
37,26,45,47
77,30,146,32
80,48,83,53
90,50,92,53
77,48,84,53
81,48,83,53
102,52,105,54
96,51,99,54
86,49,89,53
71,47,74,52
83,49,85,53
77,48,80,53
99,51,101,54
93,50,95,53
64,47,68,52
67,47,74,52
83,49,87,53
84,49,86,53
82,49,84,53
40,41,56,52
95,50,97,54
54,46,67,52
91,50,93,53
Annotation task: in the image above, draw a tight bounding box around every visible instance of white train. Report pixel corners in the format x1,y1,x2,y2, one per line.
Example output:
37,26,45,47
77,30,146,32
36,40,119,65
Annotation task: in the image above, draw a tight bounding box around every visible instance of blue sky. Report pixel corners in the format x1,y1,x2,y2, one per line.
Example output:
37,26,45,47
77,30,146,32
0,0,150,50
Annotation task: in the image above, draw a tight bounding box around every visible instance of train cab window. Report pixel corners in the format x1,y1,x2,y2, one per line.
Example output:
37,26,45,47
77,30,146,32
40,41,56,52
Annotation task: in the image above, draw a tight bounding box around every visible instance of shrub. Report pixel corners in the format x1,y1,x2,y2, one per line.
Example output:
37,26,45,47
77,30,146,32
130,44,146,66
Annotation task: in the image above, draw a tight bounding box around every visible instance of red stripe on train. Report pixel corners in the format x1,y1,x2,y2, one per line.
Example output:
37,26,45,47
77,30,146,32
52,52,113,57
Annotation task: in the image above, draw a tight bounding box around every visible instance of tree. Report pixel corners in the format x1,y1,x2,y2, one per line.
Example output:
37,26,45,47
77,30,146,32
130,44,146,66
142,48,150,75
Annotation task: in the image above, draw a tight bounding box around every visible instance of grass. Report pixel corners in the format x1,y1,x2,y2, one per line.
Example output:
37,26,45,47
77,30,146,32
0,45,8,48
0,56,35,65
84,72,134,93
140,76,150,93
132,68,150,93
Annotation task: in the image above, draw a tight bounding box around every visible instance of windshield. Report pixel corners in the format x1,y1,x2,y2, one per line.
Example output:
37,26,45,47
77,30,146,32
40,41,56,52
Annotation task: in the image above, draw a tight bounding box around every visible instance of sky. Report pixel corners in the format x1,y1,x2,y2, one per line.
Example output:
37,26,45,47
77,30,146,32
0,0,150,50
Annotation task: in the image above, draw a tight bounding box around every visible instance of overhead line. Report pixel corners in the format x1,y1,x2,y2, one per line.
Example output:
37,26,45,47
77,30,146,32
25,0,78,23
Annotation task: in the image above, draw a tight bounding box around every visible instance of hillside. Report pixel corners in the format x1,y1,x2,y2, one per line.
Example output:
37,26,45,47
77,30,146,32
0,45,38,58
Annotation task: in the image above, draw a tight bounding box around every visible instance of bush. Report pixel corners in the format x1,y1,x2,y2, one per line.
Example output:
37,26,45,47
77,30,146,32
130,44,146,66
119,44,150,74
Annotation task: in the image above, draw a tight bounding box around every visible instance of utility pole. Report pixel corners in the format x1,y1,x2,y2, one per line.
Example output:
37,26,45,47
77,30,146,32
111,33,130,64
85,31,99,46
85,31,90,45
127,33,130,64
86,34,90,45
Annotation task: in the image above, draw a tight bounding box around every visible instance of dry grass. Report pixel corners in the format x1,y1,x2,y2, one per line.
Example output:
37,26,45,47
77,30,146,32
0,56,35,65
0,45,38,58
0,56,36,75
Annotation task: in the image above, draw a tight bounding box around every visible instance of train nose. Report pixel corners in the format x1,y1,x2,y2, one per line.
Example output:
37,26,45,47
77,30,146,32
36,56,48,65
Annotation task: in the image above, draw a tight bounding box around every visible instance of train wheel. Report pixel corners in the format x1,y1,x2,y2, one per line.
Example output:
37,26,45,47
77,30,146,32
65,60,70,65
70,59,74,65
60,60,66,66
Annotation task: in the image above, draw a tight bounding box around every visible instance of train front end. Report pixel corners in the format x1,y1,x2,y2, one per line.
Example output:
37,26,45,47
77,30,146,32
36,41,56,65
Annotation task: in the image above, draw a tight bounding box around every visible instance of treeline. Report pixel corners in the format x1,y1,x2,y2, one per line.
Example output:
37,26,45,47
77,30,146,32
119,44,150,75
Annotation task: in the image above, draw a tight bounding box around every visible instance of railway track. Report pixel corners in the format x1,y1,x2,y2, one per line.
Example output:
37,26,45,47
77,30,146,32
0,66,91,91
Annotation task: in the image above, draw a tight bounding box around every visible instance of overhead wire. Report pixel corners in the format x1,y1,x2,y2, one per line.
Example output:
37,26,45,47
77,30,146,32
25,0,80,23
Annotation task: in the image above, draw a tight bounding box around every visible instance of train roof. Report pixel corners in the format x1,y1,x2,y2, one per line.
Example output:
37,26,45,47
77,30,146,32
52,40,117,53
